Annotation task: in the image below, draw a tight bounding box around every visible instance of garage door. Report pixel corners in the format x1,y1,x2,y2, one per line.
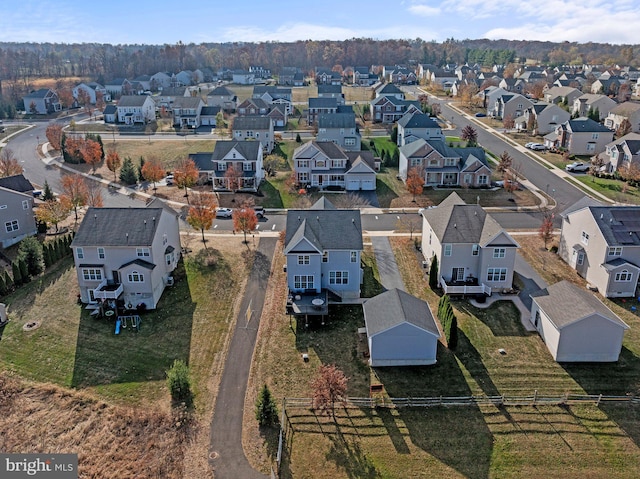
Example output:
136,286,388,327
361,179,375,190
347,180,360,190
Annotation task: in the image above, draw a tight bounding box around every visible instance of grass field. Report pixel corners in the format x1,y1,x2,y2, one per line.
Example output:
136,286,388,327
243,234,640,478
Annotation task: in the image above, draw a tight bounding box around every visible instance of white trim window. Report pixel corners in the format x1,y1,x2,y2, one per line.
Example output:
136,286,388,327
472,244,480,256
581,231,589,245
493,248,506,258
76,247,84,259
218,162,226,171
487,268,507,282
608,247,623,256
243,162,252,171
82,268,102,281
128,270,144,283
298,172,309,182
5,220,18,232
350,251,357,263
297,255,310,265
293,275,314,289
444,244,452,256
166,252,174,266
329,271,349,285
615,270,633,282
97,247,105,259
477,175,488,185
22,200,29,210
136,247,150,257
297,160,309,168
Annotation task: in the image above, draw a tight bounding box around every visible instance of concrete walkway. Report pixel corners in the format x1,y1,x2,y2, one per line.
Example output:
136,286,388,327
469,253,548,333
371,236,406,291
209,237,277,479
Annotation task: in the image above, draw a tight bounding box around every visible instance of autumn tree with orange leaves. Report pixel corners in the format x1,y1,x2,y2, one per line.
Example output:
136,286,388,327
45,123,64,150
105,150,122,182
35,199,72,234
232,203,258,245
141,157,165,191
406,166,425,202
0,148,24,178
174,158,199,204
224,165,243,191
186,192,217,247
80,139,103,173
61,175,88,222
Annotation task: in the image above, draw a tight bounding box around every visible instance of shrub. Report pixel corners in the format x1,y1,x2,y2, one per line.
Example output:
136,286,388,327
11,261,22,285
255,384,279,427
428,256,439,290
166,360,193,406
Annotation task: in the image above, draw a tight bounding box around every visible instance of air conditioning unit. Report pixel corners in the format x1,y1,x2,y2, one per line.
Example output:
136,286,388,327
165,276,174,286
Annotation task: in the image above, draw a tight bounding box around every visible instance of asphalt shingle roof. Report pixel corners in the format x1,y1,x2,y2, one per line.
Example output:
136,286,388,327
0,174,34,193
364,289,439,337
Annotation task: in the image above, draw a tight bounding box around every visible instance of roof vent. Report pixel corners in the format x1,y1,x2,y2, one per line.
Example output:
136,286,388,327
600,213,604,219
316,216,319,221
352,218,355,223
454,223,457,228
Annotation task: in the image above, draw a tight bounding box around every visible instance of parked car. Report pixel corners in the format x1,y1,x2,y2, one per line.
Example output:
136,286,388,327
252,206,265,218
566,162,590,172
165,174,174,186
526,143,546,151
215,207,233,218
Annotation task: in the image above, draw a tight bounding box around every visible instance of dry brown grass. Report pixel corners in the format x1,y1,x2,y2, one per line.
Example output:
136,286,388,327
0,373,192,478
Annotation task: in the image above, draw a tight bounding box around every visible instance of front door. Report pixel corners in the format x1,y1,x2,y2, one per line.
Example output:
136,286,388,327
112,271,120,284
452,268,464,282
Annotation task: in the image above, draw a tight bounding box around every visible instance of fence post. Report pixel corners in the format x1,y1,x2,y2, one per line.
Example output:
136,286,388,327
596,394,602,407
533,389,537,405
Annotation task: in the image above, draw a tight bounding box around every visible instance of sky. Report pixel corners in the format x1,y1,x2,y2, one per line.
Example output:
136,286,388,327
0,0,638,45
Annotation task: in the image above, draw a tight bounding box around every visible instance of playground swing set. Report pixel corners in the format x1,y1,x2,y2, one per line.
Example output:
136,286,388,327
115,315,142,334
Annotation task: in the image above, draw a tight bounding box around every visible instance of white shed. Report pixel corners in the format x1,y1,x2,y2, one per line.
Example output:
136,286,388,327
364,289,440,367
530,280,629,362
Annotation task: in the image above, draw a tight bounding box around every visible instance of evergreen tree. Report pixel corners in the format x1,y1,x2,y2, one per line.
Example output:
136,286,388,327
392,149,400,167
255,384,279,427
295,133,301,143
0,274,6,296
4,270,13,291
12,261,22,285
42,180,55,201
429,255,439,290
119,157,138,185
391,125,398,143
18,236,45,277
448,315,458,349
18,257,29,283
166,359,193,406
138,156,145,179
43,243,52,268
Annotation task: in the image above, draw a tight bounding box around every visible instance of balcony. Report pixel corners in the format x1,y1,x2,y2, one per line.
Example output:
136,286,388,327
440,276,491,296
93,279,123,300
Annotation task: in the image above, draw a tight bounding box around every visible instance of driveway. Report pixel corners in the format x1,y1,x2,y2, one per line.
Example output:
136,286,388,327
371,236,405,291
209,237,276,479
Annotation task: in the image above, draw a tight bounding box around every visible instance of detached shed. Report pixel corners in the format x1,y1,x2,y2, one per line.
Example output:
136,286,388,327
364,289,440,367
530,280,629,362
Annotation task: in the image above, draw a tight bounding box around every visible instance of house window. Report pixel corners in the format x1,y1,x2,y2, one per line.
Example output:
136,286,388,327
581,231,589,245
322,251,328,263
592,133,599,140
608,246,623,256
345,138,356,146
243,162,252,171
411,158,423,167
298,172,309,182
297,255,310,265
477,175,488,185
487,267,507,282
472,244,480,256
445,158,457,166
76,247,84,259
247,130,254,137
297,160,309,168
429,159,438,166
316,160,325,167
97,247,105,259
136,248,150,257
163,234,168,245
22,200,29,210
4,220,18,232
444,244,452,256
350,251,357,263
166,252,174,266
577,252,584,265
586,143,595,152
82,268,102,281
128,270,144,283
493,248,506,258
615,270,633,282
293,275,314,289
217,161,226,171
329,271,349,285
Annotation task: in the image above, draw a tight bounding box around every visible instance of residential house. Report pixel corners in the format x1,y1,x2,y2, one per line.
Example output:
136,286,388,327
249,66,271,80
71,201,181,310
399,139,490,187
293,141,376,190
284,197,363,310
396,111,445,146
543,86,582,106
604,102,640,134
0,175,37,248
544,117,614,155
154,87,188,111
308,97,338,125
316,112,361,151
279,67,304,86
387,66,417,85
428,69,458,89
594,133,640,174
364,289,440,367
150,72,172,91
514,102,570,135
483,87,509,114
374,83,404,100
232,70,255,85
237,98,271,116
530,281,629,362
353,66,376,86
252,86,293,115
105,78,132,97
232,116,274,153
572,94,617,121
421,192,520,295
491,93,533,121
103,104,117,123
591,77,621,95
22,89,61,115
116,95,156,124
73,82,109,104
316,68,342,85
206,140,264,191
499,78,525,94
370,95,421,124
172,96,205,128
207,86,237,112
317,84,345,105
172,71,194,87
267,104,288,128
133,75,152,92
200,106,221,127
558,200,640,298
416,63,438,83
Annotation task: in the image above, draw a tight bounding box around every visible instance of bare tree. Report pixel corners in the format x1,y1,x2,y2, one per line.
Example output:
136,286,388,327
311,364,348,419
0,148,24,177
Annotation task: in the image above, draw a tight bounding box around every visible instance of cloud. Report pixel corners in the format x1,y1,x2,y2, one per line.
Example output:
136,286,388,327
407,4,441,16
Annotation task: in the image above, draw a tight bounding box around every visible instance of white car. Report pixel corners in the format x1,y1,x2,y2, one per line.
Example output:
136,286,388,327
566,162,590,172
165,174,174,186
215,207,233,218
527,143,546,151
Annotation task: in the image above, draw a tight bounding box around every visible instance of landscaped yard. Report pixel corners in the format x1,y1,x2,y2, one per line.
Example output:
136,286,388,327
243,234,640,478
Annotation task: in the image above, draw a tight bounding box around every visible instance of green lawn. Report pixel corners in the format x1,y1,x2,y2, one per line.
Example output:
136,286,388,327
573,175,640,205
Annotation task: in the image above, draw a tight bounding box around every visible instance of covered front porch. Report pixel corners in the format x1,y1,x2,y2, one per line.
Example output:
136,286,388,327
310,173,345,189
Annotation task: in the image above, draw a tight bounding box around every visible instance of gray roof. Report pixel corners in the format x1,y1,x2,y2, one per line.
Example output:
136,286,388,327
422,192,509,245
208,86,235,97
172,96,203,108
377,84,403,95
364,289,440,337
587,206,640,246
559,196,604,218
239,98,270,109
318,84,343,94
24,88,52,98
309,97,338,108
566,117,613,133
346,151,377,171
72,207,171,247
397,111,440,129
0,174,34,193
530,280,629,330
117,95,151,107
232,116,271,130
201,106,221,116
188,152,214,171
284,198,362,253
317,113,356,129
103,104,117,114
298,141,348,160
211,141,262,161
